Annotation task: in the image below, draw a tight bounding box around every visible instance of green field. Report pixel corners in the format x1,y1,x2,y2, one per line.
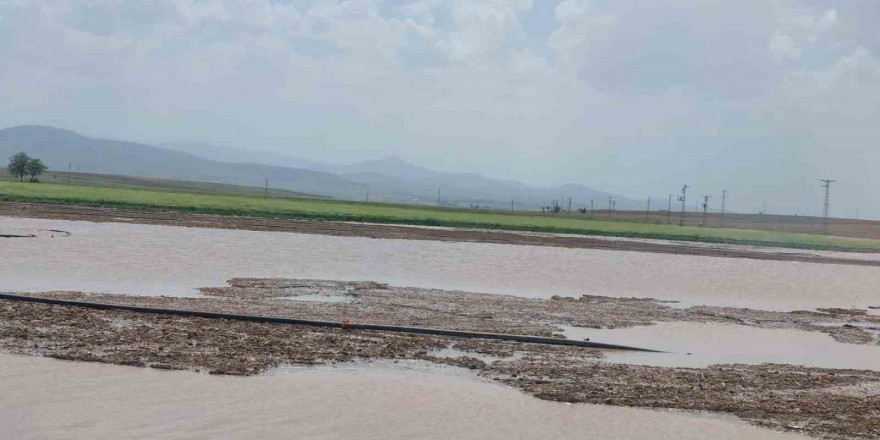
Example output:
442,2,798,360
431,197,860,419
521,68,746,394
2,180,880,251
0,168,323,199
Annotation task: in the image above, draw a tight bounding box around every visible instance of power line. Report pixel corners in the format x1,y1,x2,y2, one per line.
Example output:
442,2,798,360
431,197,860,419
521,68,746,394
701,195,711,227
720,190,727,227
820,179,836,235
677,185,688,227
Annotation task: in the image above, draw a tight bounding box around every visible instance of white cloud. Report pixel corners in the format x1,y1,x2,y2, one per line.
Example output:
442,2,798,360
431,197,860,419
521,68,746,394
770,32,802,61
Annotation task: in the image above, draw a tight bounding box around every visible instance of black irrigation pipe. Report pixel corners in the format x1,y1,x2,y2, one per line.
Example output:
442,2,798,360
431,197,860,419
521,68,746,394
0,293,664,353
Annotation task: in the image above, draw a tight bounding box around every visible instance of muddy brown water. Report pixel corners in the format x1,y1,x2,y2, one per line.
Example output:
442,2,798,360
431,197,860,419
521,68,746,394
0,354,808,440
2,217,879,312
560,322,880,370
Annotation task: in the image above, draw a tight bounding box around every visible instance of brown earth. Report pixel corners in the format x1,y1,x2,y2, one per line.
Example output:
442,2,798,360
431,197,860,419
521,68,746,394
575,209,880,241
2,202,880,267
2,279,879,439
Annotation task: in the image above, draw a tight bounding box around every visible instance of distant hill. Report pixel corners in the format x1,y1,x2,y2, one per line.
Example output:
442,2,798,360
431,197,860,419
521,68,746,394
1,125,638,209
160,141,322,170
318,156,640,210
0,126,364,198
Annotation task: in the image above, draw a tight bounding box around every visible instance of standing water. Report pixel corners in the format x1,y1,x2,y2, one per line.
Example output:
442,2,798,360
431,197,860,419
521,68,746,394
0,354,809,440
2,217,880,311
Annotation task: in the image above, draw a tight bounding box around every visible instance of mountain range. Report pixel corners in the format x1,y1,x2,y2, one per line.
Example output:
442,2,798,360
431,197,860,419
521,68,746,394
1,125,639,210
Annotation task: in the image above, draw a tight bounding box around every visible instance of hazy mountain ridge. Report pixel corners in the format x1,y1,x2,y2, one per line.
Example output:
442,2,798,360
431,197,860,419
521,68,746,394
0,126,364,198
1,125,639,210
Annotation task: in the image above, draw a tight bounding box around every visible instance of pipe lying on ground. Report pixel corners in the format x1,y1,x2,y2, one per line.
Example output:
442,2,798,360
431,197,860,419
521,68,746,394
0,293,664,353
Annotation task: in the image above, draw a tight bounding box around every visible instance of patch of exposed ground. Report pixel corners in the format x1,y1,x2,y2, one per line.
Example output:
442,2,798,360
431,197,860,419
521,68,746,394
2,202,879,266
2,279,880,439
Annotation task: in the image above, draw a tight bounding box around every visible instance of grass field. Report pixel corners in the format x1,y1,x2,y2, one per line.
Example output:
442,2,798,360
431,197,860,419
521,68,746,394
3,180,880,252
0,168,324,199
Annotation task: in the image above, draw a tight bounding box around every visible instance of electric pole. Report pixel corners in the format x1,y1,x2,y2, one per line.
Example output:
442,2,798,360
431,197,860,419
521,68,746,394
667,194,672,224
568,197,572,213
608,196,614,214
701,195,710,227
820,179,836,235
265,179,269,198
590,200,594,218
720,190,727,227
437,188,441,207
366,186,370,203
677,185,688,227
67,163,71,184
646,197,651,222
511,199,514,212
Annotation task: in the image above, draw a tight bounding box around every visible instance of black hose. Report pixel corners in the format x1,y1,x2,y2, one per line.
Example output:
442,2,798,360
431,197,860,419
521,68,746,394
0,293,664,353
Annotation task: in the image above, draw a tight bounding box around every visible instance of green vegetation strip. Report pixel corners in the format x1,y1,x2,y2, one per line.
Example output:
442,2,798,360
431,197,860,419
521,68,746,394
2,181,879,252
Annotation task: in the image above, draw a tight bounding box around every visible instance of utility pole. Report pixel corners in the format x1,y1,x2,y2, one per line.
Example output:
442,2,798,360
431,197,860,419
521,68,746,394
366,186,370,203
67,163,71,184
590,200,594,219
646,197,651,222
720,190,727,227
677,185,688,227
177,175,182,190
820,179,836,235
264,179,269,198
667,194,672,224
608,196,614,215
437,188,441,207
568,197,572,213
701,195,710,227
511,199,514,212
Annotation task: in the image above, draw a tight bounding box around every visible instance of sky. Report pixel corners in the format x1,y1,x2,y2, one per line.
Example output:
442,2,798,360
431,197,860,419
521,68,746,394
1,0,878,217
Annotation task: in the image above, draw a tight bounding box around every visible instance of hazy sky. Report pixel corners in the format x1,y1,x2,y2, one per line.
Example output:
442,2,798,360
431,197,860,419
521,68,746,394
1,1,878,217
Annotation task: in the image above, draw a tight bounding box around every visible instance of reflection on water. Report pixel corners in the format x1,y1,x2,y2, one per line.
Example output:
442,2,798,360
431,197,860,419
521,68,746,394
2,217,880,311
0,354,808,440
560,322,880,370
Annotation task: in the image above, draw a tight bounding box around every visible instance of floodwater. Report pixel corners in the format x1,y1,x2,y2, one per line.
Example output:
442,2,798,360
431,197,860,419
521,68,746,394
0,354,808,440
2,217,880,311
560,322,880,370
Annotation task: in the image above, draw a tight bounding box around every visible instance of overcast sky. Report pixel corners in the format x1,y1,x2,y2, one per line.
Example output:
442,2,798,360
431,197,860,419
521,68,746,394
1,0,878,217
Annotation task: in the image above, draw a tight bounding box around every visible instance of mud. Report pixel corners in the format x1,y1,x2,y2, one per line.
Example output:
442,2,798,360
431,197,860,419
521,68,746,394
2,279,880,439
2,202,878,266
18,278,879,345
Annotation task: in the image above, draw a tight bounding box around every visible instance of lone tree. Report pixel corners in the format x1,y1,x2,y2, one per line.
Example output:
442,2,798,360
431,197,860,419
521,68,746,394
25,158,47,182
7,152,30,182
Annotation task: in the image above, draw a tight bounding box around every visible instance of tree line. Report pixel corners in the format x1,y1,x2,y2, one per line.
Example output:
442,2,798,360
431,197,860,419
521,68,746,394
7,152,48,182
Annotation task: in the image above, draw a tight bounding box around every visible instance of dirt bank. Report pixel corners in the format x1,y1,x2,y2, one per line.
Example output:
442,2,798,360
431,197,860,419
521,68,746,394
2,279,879,439
2,202,879,266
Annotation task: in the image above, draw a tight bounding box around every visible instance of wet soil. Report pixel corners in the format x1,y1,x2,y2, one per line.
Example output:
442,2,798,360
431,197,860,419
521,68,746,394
2,202,878,267
2,279,879,439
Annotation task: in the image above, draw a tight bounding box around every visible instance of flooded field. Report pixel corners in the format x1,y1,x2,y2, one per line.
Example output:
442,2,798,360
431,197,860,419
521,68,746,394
0,354,808,440
3,217,880,311
561,322,880,369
